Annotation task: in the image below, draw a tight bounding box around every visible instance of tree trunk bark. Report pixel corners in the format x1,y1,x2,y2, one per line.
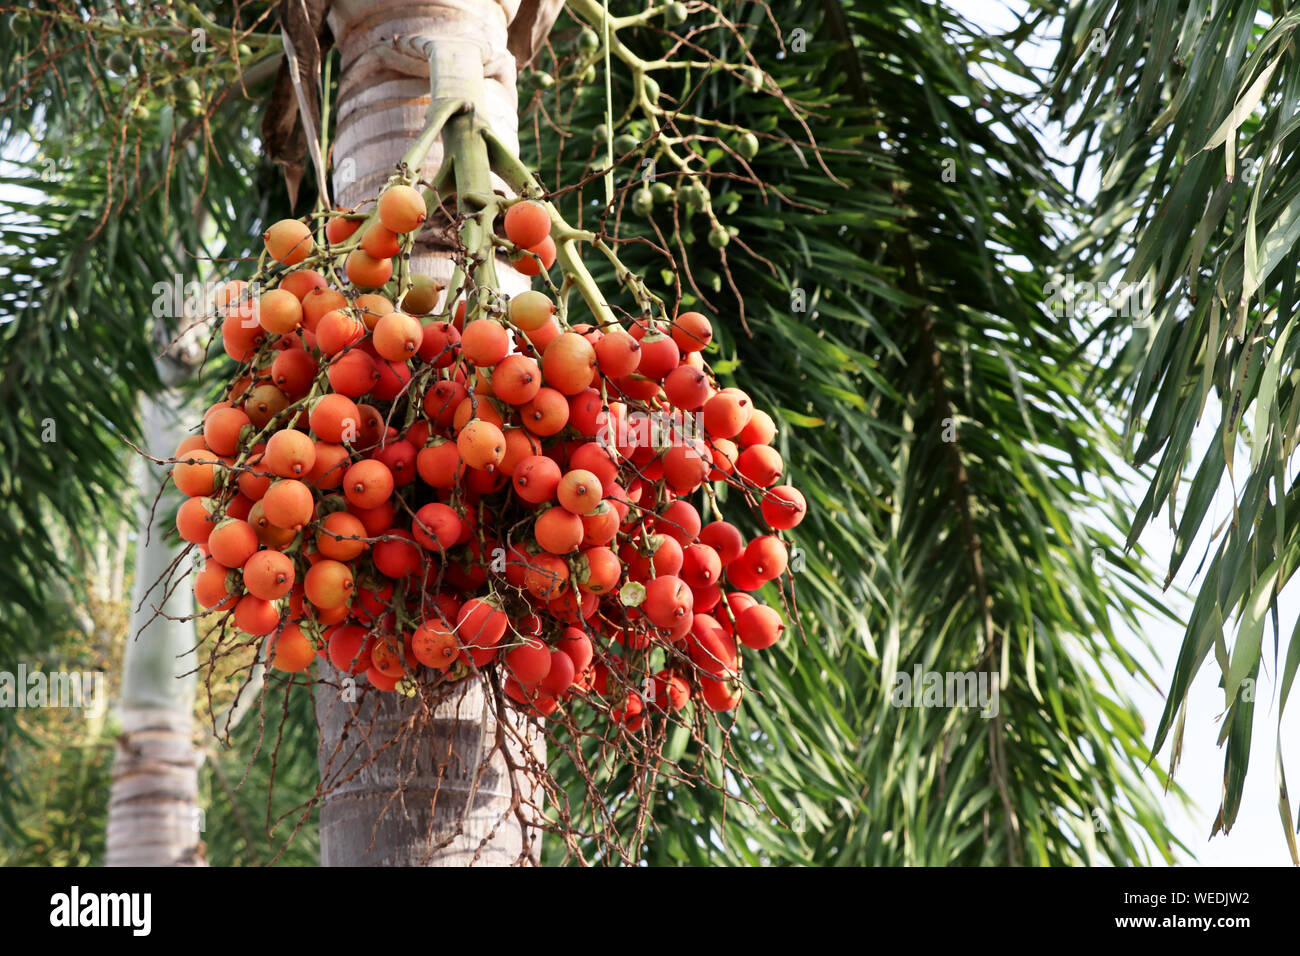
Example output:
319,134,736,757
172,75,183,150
106,382,206,867
315,670,541,866
314,0,556,867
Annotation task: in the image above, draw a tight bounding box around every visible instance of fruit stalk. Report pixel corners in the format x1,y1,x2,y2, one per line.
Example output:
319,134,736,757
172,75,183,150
444,111,502,299
484,131,625,333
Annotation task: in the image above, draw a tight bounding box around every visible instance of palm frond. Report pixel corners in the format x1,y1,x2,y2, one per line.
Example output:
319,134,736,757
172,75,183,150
1052,0,1300,852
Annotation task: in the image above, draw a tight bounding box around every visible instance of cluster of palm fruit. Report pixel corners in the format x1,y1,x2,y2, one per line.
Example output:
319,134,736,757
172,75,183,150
173,183,806,725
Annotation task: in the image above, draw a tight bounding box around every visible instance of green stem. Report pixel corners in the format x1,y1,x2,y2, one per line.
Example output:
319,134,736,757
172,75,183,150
402,97,474,180
484,132,622,330
566,0,713,70
593,238,666,321
601,0,615,206
555,239,619,330
443,262,466,320
444,113,501,299
318,49,333,214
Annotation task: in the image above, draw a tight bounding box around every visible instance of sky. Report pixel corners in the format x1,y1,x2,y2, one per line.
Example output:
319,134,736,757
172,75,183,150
949,0,1299,866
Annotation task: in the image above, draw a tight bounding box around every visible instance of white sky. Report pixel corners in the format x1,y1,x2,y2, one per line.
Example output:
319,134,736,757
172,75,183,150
950,0,1298,866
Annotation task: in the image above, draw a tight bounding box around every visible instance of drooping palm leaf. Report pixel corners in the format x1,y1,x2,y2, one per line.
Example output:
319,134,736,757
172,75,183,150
1052,0,1300,855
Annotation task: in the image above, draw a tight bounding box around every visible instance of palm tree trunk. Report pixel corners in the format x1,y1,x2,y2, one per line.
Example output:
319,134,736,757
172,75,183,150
314,0,556,867
106,381,205,867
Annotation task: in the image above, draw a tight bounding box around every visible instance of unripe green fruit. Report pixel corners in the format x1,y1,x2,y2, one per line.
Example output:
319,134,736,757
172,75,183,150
593,123,609,142
614,134,640,155
632,188,655,216
742,66,763,92
510,290,555,331
643,76,661,101
403,274,440,315
708,226,730,249
682,182,709,207
180,77,202,116
736,132,759,161
578,28,600,54
665,2,688,26
107,49,132,74
650,182,674,204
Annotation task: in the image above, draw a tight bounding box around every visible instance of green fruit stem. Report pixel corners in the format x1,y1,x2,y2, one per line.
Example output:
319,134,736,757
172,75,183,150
483,131,620,334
